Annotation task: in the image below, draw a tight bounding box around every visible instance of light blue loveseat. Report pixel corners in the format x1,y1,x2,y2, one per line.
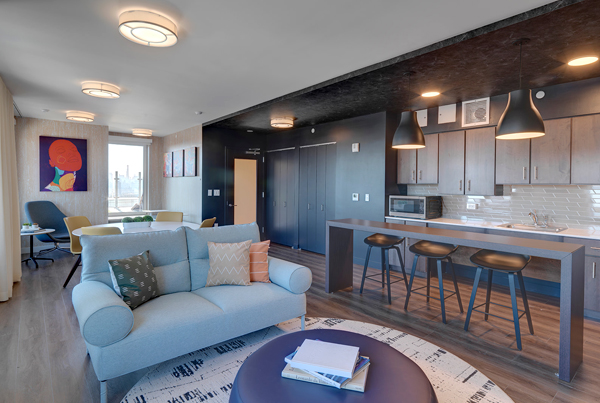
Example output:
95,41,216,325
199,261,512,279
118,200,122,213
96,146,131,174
71,223,312,403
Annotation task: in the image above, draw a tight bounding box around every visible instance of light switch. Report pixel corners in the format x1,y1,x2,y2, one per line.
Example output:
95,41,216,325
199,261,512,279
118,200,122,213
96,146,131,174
207,189,213,196
214,189,220,196
352,193,359,201
352,143,360,152
365,194,370,202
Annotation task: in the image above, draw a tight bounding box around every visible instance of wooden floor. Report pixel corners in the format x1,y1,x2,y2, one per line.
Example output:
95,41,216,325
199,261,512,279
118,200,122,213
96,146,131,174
2,244,600,403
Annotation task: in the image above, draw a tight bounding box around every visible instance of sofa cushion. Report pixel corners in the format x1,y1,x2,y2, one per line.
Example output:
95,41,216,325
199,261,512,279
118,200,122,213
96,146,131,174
108,250,158,309
206,240,252,286
250,240,271,283
81,227,190,295
185,223,261,290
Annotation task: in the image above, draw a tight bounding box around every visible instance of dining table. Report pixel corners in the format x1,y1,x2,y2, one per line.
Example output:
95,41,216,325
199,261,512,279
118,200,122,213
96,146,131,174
71,221,200,237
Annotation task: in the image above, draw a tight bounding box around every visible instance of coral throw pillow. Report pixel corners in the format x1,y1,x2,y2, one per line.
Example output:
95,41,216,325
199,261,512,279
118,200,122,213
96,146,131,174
250,240,271,283
206,240,252,286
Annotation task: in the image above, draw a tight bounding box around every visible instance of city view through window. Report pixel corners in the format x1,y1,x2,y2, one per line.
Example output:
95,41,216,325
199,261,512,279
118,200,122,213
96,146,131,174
108,143,145,215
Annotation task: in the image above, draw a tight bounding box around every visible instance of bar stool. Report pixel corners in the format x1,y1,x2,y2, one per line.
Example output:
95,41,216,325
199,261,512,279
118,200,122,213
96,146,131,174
464,249,533,350
404,240,463,324
359,234,408,304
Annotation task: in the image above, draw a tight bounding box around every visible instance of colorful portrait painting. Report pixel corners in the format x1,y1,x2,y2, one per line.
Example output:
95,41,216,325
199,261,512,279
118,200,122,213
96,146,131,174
184,147,197,177
39,136,87,192
173,149,184,177
163,152,173,178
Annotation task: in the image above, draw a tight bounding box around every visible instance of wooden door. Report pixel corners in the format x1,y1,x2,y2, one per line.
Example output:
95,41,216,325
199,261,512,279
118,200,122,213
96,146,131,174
465,127,496,195
496,139,530,184
315,145,328,254
417,133,439,184
298,148,309,250
530,118,571,184
572,114,600,184
585,256,600,313
438,130,465,194
397,149,417,184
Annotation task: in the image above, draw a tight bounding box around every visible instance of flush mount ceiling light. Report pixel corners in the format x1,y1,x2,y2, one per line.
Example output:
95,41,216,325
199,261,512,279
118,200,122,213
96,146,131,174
392,71,426,149
270,117,294,128
118,10,178,47
496,39,545,140
132,128,152,137
66,111,94,122
568,56,599,66
421,91,440,97
82,81,120,99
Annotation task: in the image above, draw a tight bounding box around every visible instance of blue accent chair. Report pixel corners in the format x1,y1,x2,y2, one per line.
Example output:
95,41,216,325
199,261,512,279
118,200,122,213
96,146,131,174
24,201,71,255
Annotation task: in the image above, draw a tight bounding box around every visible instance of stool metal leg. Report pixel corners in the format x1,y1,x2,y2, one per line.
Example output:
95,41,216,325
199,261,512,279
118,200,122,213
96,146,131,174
464,267,483,331
508,273,522,350
447,257,463,312
485,270,494,321
404,254,419,310
385,249,392,304
437,259,446,324
517,271,534,335
393,246,408,290
426,259,431,303
381,248,386,288
359,246,372,294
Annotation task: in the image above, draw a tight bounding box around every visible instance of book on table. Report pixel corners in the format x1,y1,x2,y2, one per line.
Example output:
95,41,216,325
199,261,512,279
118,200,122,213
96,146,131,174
289,339,360,378
281,360,370,392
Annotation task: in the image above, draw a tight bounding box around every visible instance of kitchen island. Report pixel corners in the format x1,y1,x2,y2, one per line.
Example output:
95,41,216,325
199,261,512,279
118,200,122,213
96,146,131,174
326,218,585,383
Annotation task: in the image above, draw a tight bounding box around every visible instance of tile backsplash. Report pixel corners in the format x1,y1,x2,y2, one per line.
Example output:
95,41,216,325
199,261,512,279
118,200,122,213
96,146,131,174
407,185,600,230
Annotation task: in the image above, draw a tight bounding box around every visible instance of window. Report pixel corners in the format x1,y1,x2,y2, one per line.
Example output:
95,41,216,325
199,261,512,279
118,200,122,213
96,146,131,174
108,136,150,216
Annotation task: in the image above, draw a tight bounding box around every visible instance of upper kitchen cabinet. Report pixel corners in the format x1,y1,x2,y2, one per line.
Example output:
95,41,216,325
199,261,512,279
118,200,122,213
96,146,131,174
397,133,439,184
465,127,497,195
530,118,571,184
438,130,465,194
572,114,600,184
496,138,530,184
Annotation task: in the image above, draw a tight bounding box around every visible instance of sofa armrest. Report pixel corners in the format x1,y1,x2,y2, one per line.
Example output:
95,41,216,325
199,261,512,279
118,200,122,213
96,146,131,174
268,256,312,294
72,281,134,347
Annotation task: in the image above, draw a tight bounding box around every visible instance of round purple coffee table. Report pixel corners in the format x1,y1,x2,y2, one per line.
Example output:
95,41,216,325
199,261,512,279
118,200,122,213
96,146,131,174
230,329,438,403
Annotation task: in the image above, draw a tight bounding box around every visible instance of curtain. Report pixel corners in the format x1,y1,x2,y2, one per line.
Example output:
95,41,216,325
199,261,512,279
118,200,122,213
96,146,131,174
0,75,20,301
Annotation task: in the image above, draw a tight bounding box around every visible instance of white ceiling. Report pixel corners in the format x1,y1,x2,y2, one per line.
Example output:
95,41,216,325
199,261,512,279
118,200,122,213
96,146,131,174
0,0,553,136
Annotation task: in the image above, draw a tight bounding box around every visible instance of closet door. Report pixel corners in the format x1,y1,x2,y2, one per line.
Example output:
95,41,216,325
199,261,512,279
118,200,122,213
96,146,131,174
306,147,318,252
298,148,309,249
314,145,328,254
265,153,276,241
277,151,288,244
285,150,297,247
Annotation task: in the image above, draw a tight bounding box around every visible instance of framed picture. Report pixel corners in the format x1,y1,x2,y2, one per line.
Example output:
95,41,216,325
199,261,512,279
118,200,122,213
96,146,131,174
173,149,184,177
39,136,87,191
163,152,173,178
184,147,197,177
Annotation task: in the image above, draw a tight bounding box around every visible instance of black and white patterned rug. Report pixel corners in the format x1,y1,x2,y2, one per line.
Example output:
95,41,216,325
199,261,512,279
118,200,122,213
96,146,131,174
121,317,513,403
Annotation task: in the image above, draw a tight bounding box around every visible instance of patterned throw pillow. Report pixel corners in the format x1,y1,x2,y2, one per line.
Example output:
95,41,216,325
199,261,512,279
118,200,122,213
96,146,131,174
206,240,252,287
249,240,271,283
108,250,159,309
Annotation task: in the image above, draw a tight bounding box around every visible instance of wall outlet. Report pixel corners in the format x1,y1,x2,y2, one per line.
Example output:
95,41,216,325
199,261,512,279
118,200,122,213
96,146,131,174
214,189,220,196
207,189,213,196
352,143,360,152
352,193,359,201
365,194,370,202
466,203,479,210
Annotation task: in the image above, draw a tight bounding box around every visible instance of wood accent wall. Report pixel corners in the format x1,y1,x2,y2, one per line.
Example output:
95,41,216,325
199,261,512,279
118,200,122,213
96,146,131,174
16,117,108,249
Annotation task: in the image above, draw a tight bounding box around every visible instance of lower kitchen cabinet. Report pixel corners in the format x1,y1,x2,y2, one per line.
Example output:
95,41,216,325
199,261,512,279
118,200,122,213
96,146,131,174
584,256,600,314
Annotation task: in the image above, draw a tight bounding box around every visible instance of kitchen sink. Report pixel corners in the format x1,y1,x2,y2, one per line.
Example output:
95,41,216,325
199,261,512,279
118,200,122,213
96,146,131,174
495,223,567,233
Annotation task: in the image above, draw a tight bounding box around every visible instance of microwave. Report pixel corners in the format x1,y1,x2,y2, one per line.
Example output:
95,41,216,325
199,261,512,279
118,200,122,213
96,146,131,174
388,195,442,219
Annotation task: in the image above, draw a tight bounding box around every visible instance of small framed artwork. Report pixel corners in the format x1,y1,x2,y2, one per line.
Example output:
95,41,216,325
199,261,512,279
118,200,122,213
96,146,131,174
173,149,184,177
40,136,88,191
184,147,197,177
163,152,173,178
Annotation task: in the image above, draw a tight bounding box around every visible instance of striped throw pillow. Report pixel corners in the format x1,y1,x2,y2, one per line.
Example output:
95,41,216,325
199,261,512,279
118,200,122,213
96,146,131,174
206,240,252,286
249,240,271,283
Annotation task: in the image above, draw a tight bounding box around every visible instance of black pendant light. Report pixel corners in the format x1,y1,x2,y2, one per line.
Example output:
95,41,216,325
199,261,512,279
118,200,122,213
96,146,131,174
496,39,545,140
392,72,426,149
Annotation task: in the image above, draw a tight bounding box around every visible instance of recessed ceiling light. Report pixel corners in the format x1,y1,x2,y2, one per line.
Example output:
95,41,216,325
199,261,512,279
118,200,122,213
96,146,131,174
66,111,94,122
422,91,440,97
568,56,599,66
82,82,120,98
41,109,49,112
132,128,152,137
271,117,294,128
119,10,178,47
195,111,203,115
247,129,254,133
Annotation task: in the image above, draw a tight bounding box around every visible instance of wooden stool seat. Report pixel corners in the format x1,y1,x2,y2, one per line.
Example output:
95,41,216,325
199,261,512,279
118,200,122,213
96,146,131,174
409,240,458,259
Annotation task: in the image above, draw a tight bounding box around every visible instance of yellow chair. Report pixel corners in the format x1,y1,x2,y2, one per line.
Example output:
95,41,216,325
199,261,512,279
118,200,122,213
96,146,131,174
156,212,183,222
200,217,216,228
81,226,123,236
63,216,92,288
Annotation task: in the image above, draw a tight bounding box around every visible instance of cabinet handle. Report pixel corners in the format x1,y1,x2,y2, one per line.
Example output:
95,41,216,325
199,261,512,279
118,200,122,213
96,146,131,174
412,170,415,181
468,180,471,191
594,262,597,279
321,204,324,211
307,203,310,210
535,166,538,180
591,247,600,250
284,201,287,207
459,180,462,191
523,167,527,180
419,170,422,180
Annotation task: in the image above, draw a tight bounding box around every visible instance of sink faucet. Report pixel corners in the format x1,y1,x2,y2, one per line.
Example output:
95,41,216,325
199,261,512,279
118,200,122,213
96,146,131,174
529,210,549,227
529,210,539,226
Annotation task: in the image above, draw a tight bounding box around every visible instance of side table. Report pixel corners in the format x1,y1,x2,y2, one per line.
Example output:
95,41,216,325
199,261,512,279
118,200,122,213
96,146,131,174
21,228,55,268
